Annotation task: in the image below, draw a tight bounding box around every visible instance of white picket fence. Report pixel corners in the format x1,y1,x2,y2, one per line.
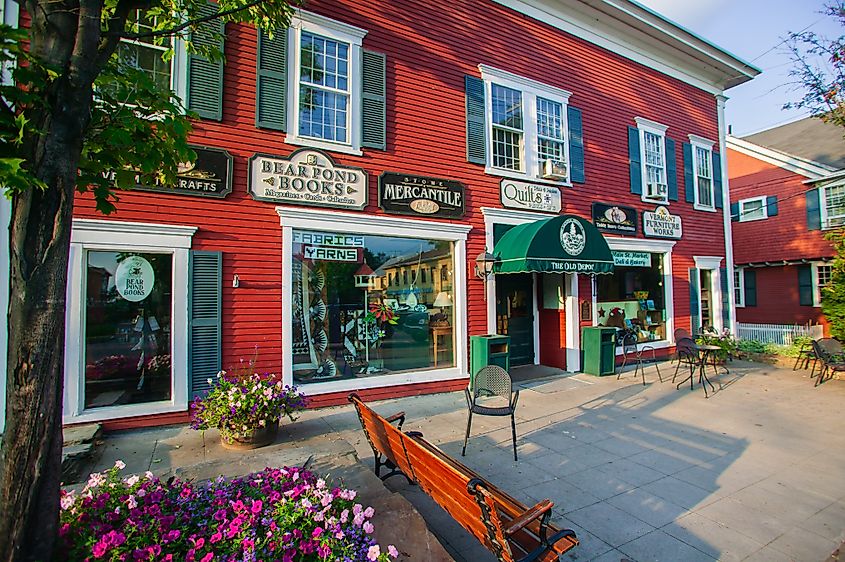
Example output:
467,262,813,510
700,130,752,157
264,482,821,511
736,322,824,346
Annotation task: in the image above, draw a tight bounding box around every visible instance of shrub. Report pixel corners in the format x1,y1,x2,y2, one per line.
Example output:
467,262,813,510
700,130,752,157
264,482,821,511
58,462,400,561
737,340,766,354
696,331,738,361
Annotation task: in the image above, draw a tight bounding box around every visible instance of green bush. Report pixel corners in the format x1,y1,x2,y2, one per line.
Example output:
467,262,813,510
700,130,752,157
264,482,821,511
737,340,766,354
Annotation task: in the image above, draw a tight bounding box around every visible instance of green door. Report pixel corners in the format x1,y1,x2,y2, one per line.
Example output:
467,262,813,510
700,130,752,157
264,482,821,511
496,273,534,366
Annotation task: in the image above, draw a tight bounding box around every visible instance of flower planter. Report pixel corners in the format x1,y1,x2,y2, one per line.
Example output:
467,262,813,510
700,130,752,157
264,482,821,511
219,420,279,450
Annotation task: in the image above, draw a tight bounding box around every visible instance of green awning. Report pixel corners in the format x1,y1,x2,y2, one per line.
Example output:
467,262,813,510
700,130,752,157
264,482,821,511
493,214,615,275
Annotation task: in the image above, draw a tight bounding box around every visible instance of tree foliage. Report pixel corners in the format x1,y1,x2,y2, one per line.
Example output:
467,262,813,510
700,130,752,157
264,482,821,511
822,228,845,339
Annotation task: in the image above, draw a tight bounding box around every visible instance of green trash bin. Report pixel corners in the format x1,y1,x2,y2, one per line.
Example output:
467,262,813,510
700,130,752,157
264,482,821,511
470,334,510,383
581,327,617,376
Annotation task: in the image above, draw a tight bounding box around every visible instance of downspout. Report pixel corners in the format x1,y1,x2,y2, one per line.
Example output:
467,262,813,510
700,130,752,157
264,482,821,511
716,94,737,334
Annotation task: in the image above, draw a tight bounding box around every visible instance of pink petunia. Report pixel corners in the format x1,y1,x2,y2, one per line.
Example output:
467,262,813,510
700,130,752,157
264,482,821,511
388,545,399,558
367,545,381,561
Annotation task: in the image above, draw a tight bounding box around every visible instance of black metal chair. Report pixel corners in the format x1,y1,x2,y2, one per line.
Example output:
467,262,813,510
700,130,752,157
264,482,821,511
618,331,663,386
672,336,698,384
793,339,819,374
813,338,845,386
462,365,520,461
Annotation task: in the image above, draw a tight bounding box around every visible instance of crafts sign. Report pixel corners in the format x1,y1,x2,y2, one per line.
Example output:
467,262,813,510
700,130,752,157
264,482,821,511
115,256,155,302
592,202,637,235
249,149,368,210
500,180,561,213
378,172,465,218
643,206,682,239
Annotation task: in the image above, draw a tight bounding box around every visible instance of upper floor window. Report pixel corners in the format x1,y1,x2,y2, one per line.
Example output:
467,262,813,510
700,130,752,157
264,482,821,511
689,135,715,210
635,117,669,203
480,66,571,183
822,183,845,229
738,196,767,222
119,11,172,91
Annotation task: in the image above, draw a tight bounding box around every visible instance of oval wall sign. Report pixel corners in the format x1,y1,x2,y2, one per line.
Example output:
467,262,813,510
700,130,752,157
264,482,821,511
115,256,155,302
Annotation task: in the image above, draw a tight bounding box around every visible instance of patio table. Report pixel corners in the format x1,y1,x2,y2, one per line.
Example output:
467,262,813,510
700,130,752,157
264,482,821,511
675,343,722,398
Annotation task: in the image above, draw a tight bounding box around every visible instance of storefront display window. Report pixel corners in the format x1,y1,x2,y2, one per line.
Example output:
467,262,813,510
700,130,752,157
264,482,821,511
596,252,666,343
291,230,455,384
84,251,172,409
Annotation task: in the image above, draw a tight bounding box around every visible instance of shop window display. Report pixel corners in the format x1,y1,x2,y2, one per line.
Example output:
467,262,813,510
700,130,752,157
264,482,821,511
596,253,666,343
291,230,455,383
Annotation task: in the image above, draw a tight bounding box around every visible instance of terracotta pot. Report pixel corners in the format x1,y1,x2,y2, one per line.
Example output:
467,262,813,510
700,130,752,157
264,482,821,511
219,420,279,450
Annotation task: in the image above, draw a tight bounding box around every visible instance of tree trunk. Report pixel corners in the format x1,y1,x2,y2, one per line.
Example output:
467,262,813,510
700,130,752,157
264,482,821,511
0,78,90,561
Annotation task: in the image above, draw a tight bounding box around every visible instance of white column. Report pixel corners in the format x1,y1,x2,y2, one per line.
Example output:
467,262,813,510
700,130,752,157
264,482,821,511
717,94,737,334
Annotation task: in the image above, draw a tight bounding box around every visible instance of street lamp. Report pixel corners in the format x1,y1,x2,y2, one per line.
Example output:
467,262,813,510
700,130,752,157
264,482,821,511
474,250,495,300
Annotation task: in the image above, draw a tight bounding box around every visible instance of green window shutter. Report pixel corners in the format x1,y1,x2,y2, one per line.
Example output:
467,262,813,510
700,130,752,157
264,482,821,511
720,266,730,328
361,50,386,150
806,189,821,230
256,28,287,131
568,106,585,184
744,269,757,307
189,251,222,398
730,202,739,222
666,137,678,201
628,126,642,195
465,75,486,164
798,265,814,306
766,195,778,216
713,151,723,209
683,143,695,203
689,268,700,332
187,2,225,121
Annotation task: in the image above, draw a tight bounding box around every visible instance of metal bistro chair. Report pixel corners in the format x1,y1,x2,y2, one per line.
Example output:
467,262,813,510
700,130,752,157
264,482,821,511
618,331,663,386
672,337,699,384
462,365,520,461
793,339,819,374
812,338,845,386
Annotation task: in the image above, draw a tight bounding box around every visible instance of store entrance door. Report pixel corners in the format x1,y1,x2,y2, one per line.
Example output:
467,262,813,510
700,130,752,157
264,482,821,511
496,273,534,366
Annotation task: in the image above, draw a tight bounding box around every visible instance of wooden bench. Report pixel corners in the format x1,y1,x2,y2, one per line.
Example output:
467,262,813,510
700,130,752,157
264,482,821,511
349,393,578,562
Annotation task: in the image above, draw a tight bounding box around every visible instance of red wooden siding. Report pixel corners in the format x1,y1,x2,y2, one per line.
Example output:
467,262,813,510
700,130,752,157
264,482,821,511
736,265,827,328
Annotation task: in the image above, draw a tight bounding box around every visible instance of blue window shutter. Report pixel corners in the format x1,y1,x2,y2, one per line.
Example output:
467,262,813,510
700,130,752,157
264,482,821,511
361,50,386,150
189,251,222,398
689,268,700,332
187,2,225,121
683,143,695,203
806,189,821,230
730,202,739,222
628,126,642,195
465,75,486,164
766,195,778,216
798,265,813,306
744,269,757,307
720,266,730,329
666,137,678,201
256,28,287,131
713,151,723,209
568,106,585,184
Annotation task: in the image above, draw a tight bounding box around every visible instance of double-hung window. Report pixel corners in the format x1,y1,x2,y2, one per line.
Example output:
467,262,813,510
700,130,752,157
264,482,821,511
635,118,669,203
480,65,571,183
738,196,767,222
815,263,832,306
734,268,744,307
690,135,715,210
822,182,845,229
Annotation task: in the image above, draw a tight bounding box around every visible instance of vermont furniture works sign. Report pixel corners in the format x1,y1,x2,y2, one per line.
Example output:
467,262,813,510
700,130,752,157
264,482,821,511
643,206,682,239
500,179,561,213
378,172,465,218
592,202,637,235
249,149,368,210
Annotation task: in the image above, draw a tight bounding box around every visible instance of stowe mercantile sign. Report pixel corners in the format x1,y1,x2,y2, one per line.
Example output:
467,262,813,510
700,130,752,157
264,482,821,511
378,172,465,218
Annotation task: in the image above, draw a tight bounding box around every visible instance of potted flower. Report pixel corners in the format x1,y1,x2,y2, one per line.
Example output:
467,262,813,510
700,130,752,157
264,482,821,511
190,371,308,450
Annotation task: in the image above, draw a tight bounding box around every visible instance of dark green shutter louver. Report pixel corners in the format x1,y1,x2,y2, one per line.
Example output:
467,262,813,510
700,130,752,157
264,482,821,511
730,202,739,222
798,265,814,306
189,251,222,398
666,137,678,201
744,269,757,307
628,126,642,195
806,189,821,230
361,50,386,149
713,152,723,209
683,143,695,203
689,268,700,333
465,75,486,164
720,266,730,329
766,195,778,216
187,2,225,121
256,28,287,131
568,106,585,184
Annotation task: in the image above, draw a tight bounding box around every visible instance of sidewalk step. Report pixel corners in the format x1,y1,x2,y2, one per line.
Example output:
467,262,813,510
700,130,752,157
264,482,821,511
61,423,103,484
63,423,102,446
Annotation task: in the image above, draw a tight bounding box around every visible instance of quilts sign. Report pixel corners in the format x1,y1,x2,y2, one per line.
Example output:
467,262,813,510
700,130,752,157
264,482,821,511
500,179,561,213
643,206,682,239
378,172,465,218
249,149,368,210
592,202,637,235
611,251,651,267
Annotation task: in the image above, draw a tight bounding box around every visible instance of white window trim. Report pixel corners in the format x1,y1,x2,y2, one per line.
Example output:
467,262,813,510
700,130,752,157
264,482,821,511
738,195,768,222
63,219,196,424
479,65,572,185
277,206,470,394
285,10,367,156
689,134,716,212
693,255,724,332
813,262,832,307
635,117,670,204
734,267,745,308
820,182,845,230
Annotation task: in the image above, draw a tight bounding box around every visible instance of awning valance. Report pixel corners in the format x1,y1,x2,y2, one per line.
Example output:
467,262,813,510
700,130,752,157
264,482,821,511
493,214,615,275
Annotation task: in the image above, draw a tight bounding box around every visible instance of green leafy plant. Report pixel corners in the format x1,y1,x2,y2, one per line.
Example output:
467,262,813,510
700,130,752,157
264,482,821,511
696,331,739,362
821,228,845,340
737,339,766,354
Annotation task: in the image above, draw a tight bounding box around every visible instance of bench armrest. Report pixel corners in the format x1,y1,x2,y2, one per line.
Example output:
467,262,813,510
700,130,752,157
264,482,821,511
504,499,553,536
385,411,406,430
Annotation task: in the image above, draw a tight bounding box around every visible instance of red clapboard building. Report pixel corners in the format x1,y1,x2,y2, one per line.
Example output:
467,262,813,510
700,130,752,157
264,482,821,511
0,0,758,429
728,118,844,333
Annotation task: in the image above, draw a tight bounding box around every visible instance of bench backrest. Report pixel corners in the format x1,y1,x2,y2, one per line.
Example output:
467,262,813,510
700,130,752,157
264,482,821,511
349,394,415,480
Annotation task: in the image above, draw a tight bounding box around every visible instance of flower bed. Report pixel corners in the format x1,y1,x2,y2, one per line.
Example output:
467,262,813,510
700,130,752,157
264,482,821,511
59,462,399,561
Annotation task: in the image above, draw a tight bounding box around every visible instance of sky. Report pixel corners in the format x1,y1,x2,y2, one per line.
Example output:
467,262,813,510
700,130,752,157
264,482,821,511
636,0,842,137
